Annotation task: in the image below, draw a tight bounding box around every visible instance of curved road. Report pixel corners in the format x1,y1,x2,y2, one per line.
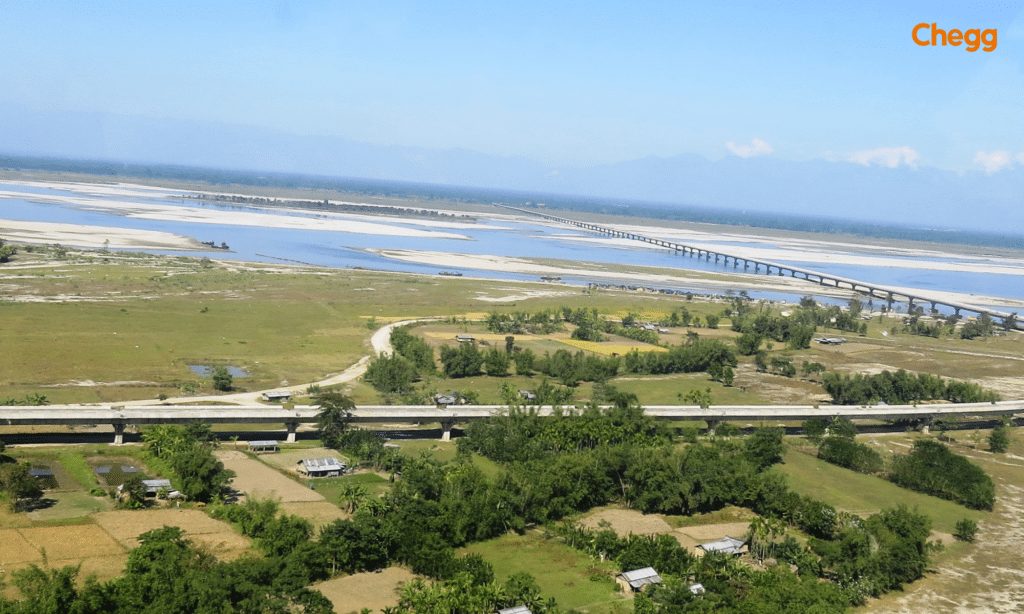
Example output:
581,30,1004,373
119,318,434,407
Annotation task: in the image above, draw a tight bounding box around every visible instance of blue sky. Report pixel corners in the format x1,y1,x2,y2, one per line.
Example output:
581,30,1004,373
1,1,1022,172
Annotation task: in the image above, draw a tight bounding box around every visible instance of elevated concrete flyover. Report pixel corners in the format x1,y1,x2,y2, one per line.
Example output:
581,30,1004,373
495,205,1021,326
3,400,1022,443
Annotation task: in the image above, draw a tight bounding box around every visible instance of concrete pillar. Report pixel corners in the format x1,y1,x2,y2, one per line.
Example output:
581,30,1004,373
112,423,126,445
920,416,933,434
440,419,454,441
705,419,720,436
285,421,298,443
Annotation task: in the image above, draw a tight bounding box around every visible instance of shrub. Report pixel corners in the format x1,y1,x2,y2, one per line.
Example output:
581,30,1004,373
989,424,1010,453
888,440,996,511
817,436,884,474
953,518,978,542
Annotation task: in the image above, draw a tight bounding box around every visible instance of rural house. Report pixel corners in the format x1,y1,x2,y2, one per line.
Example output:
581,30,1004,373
296,457,346,477
616,567,663,593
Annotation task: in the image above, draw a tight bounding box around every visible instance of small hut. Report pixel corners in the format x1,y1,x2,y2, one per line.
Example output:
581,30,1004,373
616,567,663,593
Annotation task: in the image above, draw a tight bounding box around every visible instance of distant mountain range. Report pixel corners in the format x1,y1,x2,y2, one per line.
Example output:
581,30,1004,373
2,102,1021,233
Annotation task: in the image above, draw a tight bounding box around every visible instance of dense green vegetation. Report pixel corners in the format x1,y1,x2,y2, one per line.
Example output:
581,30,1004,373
0,526,335,614
816,436,884,474
822,369,1000,405
139,423,235,503
887,439,996,510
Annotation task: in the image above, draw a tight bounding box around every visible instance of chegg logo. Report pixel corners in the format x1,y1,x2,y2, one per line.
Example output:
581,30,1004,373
913,23,997,52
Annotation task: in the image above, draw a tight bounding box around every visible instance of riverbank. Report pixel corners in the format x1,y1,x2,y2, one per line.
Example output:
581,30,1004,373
2,174,1024,314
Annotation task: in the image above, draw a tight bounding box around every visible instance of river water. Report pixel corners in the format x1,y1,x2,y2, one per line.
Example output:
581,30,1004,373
2,181,1023,312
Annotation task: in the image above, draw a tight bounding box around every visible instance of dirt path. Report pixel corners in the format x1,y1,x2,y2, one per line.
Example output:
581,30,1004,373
120,318,435,407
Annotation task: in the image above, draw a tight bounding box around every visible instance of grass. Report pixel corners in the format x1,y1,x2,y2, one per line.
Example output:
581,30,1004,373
390,440,504,479
313,472,391,505
461,530,628,613
777,441,987,534
56,450,102,489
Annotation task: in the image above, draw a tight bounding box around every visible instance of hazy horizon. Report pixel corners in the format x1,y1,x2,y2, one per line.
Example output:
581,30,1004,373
2,2,1022,232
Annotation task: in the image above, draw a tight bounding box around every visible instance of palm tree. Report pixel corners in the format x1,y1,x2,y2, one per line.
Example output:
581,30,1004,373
337,483,368,513
314,392,355,448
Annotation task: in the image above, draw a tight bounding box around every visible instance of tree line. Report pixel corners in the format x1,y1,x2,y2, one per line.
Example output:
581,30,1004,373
821,369,1000,405
808,418,996,510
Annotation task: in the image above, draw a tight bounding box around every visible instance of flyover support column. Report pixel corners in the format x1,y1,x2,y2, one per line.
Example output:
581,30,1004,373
112,422,126,445
920,416,934,435
285,421,298,444
705,419,720,436
440,419,455,442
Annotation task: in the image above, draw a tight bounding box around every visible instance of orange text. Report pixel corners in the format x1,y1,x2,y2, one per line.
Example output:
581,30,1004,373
913,23,997,52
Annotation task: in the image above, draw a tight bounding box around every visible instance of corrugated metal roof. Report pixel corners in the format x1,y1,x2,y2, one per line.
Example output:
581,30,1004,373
498,606,532,614
620,567,662,588
249,440,279,447
699,536,745,555
299,457,345,471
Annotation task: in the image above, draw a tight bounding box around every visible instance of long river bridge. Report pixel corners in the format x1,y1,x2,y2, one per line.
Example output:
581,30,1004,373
3,401,1022,444
497,205,1020,326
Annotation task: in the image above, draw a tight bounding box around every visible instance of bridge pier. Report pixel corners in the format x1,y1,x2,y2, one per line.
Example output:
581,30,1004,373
440,419,455,441
285,421,298,443
112,422,126,445
705,419,720,436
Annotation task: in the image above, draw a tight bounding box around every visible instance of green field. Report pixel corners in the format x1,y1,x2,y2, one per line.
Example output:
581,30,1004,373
777,441,988,534
461,530,629,614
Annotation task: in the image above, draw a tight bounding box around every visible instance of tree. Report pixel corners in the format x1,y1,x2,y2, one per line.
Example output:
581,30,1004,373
744,427,785,471
720,366,735,386
735,332,762,355
119,475,147,509
0,239,16,263
315,392,355,449
365,353,417,394
953,518,978,542
801,361,826,379
439,343,484,378
989,424,1010,453
829,416,859,439
848,298,863,319
0,462,43,511
485,347,511,377
338,484,369,513
705,313,720,329
169,444,234,503
680,388,712,409
802,418,827,444
211,366,233,392
513,348,535,376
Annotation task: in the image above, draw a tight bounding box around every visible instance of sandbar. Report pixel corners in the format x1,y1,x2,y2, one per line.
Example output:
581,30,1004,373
0,220,202,250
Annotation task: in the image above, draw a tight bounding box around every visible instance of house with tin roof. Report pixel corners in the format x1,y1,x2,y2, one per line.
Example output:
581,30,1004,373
616,567,663,593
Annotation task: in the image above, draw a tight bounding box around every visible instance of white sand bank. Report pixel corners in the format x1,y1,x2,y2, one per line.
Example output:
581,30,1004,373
0,219,202,250
0,188,471,240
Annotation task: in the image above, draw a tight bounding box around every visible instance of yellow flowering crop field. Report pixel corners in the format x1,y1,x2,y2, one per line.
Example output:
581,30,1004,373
558,339,668,355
